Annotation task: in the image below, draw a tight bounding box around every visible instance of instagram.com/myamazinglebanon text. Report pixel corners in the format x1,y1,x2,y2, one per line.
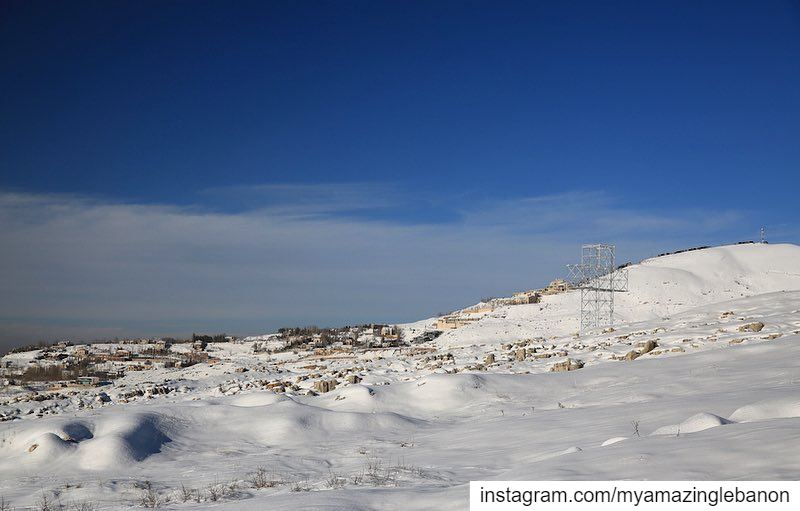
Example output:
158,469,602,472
469,481,796,510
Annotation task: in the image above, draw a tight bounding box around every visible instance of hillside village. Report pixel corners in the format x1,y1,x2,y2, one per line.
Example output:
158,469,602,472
0,274,578,402
0,324,412,408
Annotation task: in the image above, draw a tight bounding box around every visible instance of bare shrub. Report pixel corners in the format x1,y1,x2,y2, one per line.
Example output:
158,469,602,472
0,496,12,511
36,492,61,511
325,471,346,489
289,479,310,492
364,456,383,478
222,480,240,498
179,484,196,503
138,487,160,508
69,501,97,511
206,483,221,502
248,466,281,489
360,456,398,486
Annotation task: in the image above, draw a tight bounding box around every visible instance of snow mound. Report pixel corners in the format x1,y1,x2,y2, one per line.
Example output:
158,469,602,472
650,412,731,436
5,420,93,465
24,432,76,460
228,391,287,407
314,373,501,417
321,384,377,409
398,374,489,409
196,397,424,447
6,415,169,471
729,397,800,423
601,437,627,446
77,414,170,470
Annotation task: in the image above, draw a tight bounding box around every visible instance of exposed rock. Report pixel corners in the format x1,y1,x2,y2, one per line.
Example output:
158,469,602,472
313,379,338,393
623,339,659,361
484,354,495,365
623,350,640,361
550,358,584,372
738,322,764,332
637,340,658,354
514,349,526,361
346,374,362,384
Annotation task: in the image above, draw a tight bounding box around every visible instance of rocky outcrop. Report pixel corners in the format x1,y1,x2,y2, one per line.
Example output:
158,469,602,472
623,350,640,361
637,340,658,354
313,379,338,393
622,339,659,361
738,322,764,332
550,358,584,372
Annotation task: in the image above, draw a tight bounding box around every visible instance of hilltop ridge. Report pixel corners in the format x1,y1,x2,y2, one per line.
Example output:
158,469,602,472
421,242,800,348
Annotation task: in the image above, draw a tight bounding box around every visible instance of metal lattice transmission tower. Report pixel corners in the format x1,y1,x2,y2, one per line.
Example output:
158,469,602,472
566,244,629,333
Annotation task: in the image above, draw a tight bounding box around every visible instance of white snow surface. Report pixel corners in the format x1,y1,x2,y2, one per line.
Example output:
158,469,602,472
1,243,799,509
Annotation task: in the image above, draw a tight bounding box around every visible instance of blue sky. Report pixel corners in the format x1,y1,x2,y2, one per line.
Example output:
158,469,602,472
1,1,799,348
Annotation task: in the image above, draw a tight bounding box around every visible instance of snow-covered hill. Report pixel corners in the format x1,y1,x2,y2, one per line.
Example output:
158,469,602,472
1,243,799,510
428,243,800,348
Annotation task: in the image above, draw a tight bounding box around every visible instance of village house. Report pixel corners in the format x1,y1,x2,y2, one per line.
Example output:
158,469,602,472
435,315,479,331
380,325,400,339
74,346,90,360
463,304,495,314
76,376,100,386
540,279,570,295
511,290,541,305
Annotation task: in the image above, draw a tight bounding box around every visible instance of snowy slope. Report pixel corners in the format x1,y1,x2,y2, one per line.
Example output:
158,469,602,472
431,243,800,347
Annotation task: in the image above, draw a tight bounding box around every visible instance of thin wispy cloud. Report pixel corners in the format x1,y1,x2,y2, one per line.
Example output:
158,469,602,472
460,191,744,239
0,185,757,350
